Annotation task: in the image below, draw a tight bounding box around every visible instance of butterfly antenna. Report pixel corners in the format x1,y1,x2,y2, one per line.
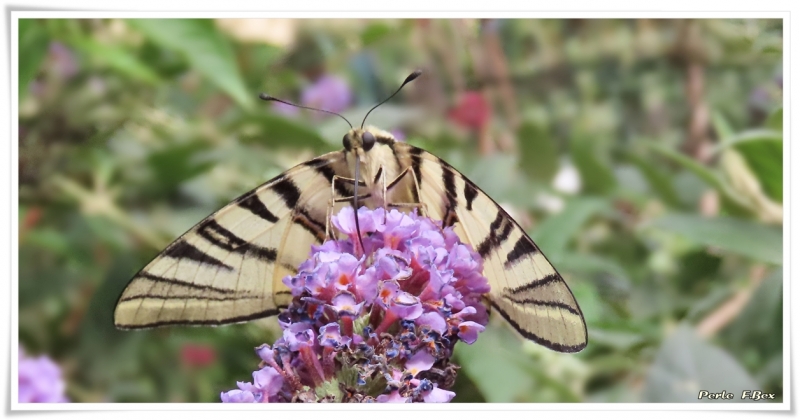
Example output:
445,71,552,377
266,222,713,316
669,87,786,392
352,149,366,255
259,94,353,129
360,70,422,129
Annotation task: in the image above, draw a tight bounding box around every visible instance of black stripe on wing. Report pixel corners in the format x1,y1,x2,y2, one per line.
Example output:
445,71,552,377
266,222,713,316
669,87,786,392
237,192,279,223
476,212,514,258
137,272,238,295
164,240,233,270
490,302,587,353
501,296,582,317
118,293,265,303
115,308,282,329
273,177,302,209
504,236,539,268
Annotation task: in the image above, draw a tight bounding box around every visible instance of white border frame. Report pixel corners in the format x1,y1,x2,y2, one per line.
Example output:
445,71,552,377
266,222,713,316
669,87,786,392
4,2,793,416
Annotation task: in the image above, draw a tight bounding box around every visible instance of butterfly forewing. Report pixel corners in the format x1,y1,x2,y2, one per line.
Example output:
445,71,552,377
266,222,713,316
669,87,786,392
114,151,349,329
392,143,588,353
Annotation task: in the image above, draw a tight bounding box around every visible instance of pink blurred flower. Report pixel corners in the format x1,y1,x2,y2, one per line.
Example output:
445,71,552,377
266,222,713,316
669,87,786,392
448,91,490,130
180,343,217,368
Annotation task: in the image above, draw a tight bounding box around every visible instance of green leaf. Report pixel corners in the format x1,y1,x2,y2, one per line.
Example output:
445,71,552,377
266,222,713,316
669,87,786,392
711,110,735,141
455,325,533,402
531,197,609,256
227,113,329,152
551,252,631,289
721,269,783,361
563,280,601,324
646,214,782,265
18,19,50,100
710,128,782,203
766,107,782,132
127,19,253,110
570,139,616,194
586,328,647,352
649,143,723,191
518,122,559,182
146,141,214,195
642,324,760,402
675,250,723,293
360,23,393,46
646,142,751,213
712,129,782,154
80,256,141,350
24,228,72,256
735,139,782,202
71,38,160,85
711,113,783,200
622,151,682,208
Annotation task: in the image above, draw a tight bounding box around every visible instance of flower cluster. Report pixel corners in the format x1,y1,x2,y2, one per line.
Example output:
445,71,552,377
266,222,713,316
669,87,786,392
221,207,490,403
18,347,69,403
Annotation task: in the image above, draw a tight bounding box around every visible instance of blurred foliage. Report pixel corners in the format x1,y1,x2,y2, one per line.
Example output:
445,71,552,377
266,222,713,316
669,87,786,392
18,18,783,403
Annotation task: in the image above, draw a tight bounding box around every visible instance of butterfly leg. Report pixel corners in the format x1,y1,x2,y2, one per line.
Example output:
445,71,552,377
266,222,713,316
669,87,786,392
384,167,428,217
326,175,371,240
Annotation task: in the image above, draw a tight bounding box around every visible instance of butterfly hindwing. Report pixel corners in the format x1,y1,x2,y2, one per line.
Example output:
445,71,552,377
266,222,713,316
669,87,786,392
113,151,349,329
394,143,588,353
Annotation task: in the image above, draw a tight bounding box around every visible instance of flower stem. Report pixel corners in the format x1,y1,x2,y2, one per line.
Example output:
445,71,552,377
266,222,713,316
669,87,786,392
299,347,326,388
342,316,354,337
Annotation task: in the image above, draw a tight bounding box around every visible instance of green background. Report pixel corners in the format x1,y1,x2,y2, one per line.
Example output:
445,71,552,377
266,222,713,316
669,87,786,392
18,18,783,403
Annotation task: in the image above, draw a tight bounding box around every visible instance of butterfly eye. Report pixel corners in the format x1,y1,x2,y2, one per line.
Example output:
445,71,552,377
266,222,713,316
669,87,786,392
362,131,376,151
342,134,352,151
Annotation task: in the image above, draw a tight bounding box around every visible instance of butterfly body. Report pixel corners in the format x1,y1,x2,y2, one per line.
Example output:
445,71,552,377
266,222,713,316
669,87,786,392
115,126,587,353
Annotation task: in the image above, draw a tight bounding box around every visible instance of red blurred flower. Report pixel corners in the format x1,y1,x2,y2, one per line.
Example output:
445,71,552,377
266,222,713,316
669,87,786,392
447,91,490,131
22,207,43,231
180,344,217,368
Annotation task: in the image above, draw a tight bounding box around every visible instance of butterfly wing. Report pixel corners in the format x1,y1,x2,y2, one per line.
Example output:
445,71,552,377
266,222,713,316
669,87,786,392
394,143,587,352
114,151,352,329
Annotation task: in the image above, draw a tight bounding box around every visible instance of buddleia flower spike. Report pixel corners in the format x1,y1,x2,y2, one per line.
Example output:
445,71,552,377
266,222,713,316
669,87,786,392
220,207,489,403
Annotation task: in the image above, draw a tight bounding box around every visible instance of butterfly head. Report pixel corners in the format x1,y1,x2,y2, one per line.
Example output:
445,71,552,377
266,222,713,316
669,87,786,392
342,127,395,155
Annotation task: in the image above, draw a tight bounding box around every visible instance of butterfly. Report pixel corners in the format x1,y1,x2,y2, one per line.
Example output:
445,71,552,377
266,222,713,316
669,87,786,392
114,71,588,353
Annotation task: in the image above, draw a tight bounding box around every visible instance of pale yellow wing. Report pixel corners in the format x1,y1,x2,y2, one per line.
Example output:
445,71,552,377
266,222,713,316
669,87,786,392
114,151,352,329
395,143,587,353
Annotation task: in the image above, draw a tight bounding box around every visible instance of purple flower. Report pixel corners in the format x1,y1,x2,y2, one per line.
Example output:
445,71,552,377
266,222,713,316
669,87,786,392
223,207,490,403
283,323,315,351
220,389,256,403
221,367,284,403
256,344,275,364
405,350,435,377
457,321,486,344
416,379,456,403
332,206,382,241
390,129,406,142
318,323,351,348
327,292,364,317
415,312,447,334
389,290,424,320
271,101,300,118
18,347,69,403
376,393,411,403
49,42,79,80
301,74,353,116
